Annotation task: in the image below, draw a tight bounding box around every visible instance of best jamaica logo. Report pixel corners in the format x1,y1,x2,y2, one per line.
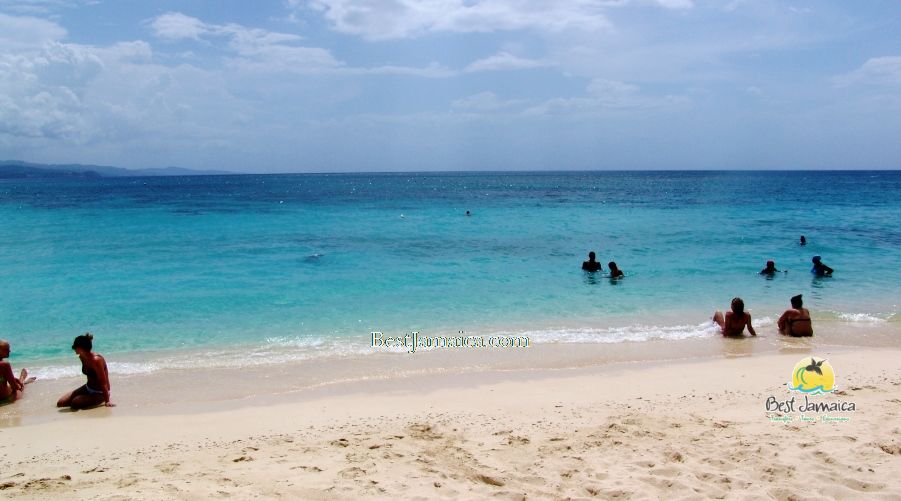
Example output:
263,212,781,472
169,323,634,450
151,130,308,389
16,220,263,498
766,356,855,421
788,357,835,394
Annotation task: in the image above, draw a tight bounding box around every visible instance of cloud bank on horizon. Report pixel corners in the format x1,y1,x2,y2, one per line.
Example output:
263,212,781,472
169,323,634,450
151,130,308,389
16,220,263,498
0,0,899,172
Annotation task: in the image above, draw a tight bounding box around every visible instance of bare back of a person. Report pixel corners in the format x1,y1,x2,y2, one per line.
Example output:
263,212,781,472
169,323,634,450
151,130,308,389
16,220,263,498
723,312,750,337
784,308,813,337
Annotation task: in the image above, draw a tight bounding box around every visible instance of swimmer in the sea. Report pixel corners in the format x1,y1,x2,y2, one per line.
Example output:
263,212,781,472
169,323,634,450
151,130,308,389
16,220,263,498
760,260,780,276
811,256,833,276
712,297,757,337
777,294,813,337
607,261,624,278
582,251,602,272
800,235,807,246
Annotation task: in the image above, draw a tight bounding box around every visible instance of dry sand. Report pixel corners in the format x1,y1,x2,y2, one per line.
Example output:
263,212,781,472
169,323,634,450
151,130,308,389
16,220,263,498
1,347,900,500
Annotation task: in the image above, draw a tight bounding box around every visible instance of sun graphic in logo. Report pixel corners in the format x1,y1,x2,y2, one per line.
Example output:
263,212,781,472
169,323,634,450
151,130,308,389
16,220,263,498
788,357,835,394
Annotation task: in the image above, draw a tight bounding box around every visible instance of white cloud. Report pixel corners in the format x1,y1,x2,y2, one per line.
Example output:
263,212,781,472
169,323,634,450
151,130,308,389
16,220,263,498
653,0,692,9
0,0,95,15
452,91,525,111
587,78,639,100
0,86,89,140
464,51,548,72
523,77,689,116
0,41,100,141
343,62,456,78
300,0,612,40
835,56,901,87
149,12,466,77
150,12,209,41
150,12,342,72
0,11,66,48
0,13,245,149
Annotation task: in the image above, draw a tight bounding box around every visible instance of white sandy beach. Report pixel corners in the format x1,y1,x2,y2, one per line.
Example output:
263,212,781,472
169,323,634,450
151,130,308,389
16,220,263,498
2,343,900,500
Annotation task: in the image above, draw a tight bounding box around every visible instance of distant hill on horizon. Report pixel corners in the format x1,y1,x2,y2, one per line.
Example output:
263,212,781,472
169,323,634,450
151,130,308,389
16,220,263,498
0,160,238,179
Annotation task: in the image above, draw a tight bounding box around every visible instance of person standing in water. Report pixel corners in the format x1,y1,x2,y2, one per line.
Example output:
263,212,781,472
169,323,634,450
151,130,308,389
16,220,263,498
811,256,833,276
777,294,813,337
760,260,780,276
607,261,624,278
712,298,757,337
57,333,114,410
800,235,807,246
582,251,602,272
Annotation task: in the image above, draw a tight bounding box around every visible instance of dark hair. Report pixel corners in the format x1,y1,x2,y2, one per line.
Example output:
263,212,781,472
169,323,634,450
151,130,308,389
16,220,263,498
608,261,617,269
72,333,93,351
790,294,803,309
588,251,596,259
731,297,745,316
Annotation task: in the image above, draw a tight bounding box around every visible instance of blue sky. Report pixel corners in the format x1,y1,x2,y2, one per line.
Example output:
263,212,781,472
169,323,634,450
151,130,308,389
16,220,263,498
0,1,899,172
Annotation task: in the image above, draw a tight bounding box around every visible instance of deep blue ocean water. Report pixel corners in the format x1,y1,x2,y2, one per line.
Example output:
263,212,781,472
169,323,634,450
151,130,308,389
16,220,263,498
1,171,898,377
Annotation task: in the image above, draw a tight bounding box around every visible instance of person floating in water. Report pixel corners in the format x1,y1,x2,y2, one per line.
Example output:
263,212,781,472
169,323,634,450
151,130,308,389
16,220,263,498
607,261,624,278
57,333,114,410
759,260,780,276
712,297,757,337
465,210,471,216
582,251,602,272
777,294,813,337
0,340,35,405
800,235,807,246
811,256,833,276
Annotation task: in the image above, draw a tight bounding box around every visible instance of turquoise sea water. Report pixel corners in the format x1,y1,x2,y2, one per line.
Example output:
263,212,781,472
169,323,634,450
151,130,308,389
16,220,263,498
1,171,898,377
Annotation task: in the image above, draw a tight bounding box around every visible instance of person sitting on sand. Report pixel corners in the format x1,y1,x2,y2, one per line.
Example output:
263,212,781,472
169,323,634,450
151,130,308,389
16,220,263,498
582,251,602,272
777,294,813,337
57,333,114,410
0,340,35,405
607,261,624,278
760,260,779,276
712,298,757,337
811,256,833,276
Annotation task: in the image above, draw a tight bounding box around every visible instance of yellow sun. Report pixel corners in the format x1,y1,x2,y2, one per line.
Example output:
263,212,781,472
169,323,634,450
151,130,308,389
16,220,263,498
790,357,835,394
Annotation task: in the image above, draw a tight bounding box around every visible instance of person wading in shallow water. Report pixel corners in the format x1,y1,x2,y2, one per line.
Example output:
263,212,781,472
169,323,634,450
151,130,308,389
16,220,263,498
759,260,780,276
712,297,757,337
607,261,624,278
811,256,833,276
57,333,114,410
582,251,602,272
777,294,813,337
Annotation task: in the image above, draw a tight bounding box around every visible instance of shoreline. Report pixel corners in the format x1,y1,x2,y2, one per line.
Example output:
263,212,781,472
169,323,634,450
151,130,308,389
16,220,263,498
3,320,898,425
2,346,899,499
12,310,898,379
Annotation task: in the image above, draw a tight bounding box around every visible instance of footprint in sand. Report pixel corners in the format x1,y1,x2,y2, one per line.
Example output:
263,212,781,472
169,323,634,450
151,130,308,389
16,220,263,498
473,474,504,487
506,436,530,446
156,462,180,474
408,423,442,440
330,438,350,447
877,443,900,455
338,467,366,479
